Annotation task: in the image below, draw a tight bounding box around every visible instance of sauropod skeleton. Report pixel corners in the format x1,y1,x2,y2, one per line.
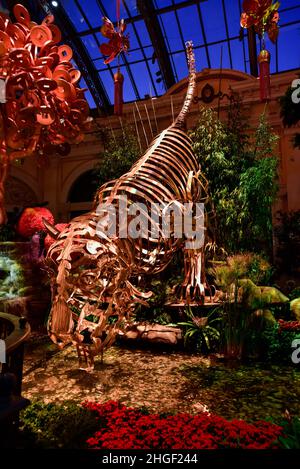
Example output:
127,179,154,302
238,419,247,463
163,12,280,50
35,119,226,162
45,42,212,366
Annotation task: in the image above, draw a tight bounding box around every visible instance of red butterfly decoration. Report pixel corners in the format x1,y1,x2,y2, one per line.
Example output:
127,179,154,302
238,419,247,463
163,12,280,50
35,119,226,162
99,17,130,64
240,0,280,43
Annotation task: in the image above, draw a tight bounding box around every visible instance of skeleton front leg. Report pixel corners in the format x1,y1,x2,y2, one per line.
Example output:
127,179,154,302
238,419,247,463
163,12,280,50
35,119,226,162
177,248,206,304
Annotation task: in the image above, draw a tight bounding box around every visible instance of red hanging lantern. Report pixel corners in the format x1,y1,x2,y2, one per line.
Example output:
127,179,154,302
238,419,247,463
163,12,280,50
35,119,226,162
258,49,271,102
114,70,124,116
240,1,280,102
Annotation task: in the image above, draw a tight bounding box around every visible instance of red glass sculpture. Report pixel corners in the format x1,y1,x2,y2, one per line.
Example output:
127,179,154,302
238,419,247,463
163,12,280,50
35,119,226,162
0,4,91,224
99,16,129,65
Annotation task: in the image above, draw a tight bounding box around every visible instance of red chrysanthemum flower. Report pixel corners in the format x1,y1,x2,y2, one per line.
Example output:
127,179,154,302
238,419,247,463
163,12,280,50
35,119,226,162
16,207,54,238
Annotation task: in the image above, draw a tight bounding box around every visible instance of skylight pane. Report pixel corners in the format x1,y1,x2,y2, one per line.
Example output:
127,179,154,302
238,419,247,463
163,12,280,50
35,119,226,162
78,0,102,28
227,1,242,37
127,48,146,62
200,0,227,43
208,43,230,69
177,5,204,46
120,67,140,102
129,62,156,99
172,51,189,80
123,0,139,17
280,6,300,24
99,70,115,103
281,0,300,8
154,0,173,7
123,23,140,49
194,47,210,72
94,58,105,70
134,21,152,47
277,24,300,71
81,35,101,59
79,77,96,109
145,58,164,96
230,38,247,72
100,1,128,20
62,0,88,32
159,12,183,51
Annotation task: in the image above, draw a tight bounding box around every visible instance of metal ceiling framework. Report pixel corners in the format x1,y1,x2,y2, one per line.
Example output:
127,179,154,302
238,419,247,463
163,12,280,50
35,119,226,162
45,1,111,111
2,0,300,112
137,0,176,89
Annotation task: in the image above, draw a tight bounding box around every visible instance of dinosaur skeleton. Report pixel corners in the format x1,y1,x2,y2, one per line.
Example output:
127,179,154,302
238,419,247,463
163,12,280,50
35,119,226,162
45,42,212,366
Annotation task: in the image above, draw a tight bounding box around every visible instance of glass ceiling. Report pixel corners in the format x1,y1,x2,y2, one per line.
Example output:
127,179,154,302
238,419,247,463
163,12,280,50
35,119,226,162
51,0,300,109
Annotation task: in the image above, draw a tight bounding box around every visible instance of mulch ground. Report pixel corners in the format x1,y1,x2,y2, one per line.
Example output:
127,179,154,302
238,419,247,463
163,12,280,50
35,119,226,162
22,335,212,413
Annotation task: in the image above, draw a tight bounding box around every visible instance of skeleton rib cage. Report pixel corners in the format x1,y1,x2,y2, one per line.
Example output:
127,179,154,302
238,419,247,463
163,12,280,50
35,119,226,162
46,42,210,361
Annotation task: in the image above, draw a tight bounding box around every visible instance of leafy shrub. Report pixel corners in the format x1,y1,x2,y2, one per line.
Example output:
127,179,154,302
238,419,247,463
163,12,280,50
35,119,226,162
278,416,300,449
260,323,300,363
94,127,140,188
20,401,100,448
191,108,278,255
178,307,221,353
211,253,273,289
275,211,300,275
290,287,300,301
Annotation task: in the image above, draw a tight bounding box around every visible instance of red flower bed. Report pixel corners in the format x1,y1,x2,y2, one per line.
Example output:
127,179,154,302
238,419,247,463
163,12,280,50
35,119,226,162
278,319,300,333
83,401,283,450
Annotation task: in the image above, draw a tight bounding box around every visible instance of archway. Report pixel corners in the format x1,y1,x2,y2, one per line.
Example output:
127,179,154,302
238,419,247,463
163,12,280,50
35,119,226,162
67,170,99,219
5,176,39,225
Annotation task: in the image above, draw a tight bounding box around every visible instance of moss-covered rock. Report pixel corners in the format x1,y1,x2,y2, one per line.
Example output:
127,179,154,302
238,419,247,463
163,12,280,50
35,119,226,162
260,286,289,305
237,279,263,310
291,298,300,321
252,309,276,326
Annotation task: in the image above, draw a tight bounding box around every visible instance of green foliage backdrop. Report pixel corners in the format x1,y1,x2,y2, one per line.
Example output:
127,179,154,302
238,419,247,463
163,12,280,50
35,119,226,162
94,127,140,188
190,106,279,255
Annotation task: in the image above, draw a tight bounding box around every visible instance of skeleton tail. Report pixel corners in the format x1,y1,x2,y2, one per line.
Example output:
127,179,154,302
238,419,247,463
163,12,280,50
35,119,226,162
173,41,196,130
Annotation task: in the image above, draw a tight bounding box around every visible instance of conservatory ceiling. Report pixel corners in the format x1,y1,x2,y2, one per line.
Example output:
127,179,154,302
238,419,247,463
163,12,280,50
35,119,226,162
8,0,300,111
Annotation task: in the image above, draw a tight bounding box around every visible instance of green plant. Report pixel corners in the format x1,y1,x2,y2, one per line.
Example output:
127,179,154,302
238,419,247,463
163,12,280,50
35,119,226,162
94,126,140,187
135,253,184,324
275,210,300,275
260,323,300,363
20,401,100,449
290,287,300,301
178,306,221,353
280,84,300,149
210,254,280,359
190,107,279,256
0,224,16,241
210,253,273,288
278,416,300,449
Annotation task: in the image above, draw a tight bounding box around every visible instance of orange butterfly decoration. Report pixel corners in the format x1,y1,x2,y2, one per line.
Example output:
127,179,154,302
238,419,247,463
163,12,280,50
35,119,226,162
99,17,130,64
